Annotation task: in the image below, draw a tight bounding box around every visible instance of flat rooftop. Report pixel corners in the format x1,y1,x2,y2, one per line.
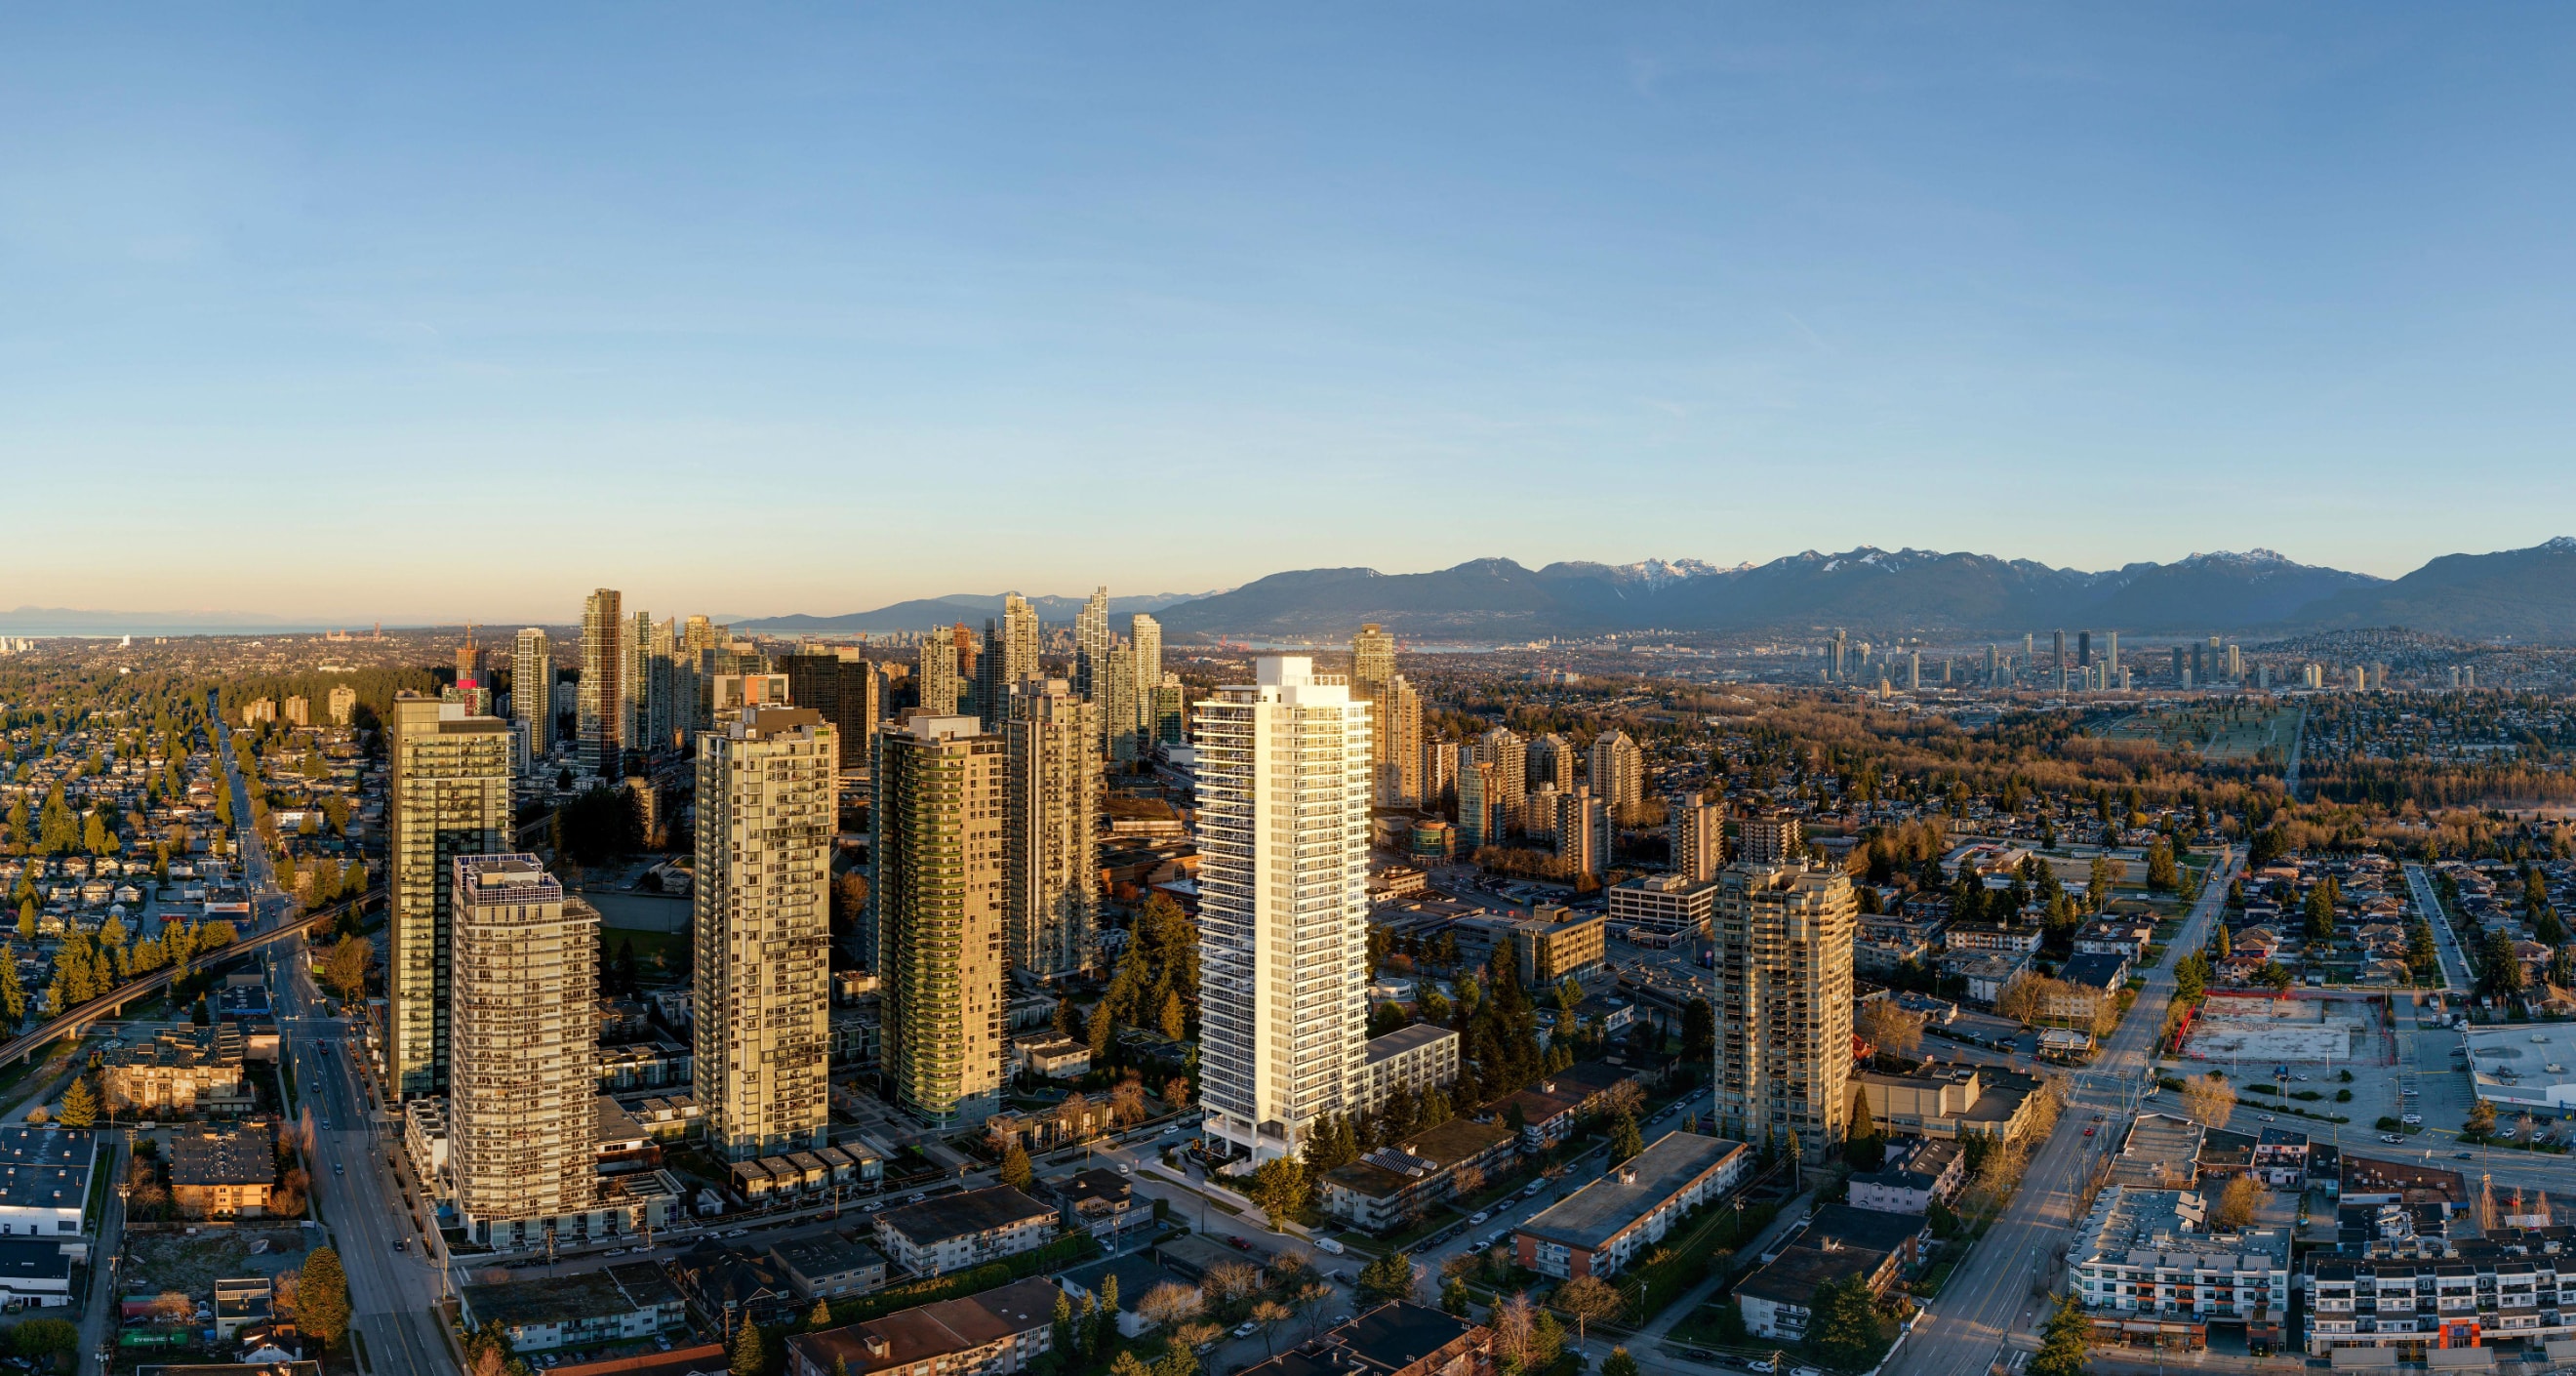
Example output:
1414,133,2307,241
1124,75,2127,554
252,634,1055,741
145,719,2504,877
2465,1023,2576,1109
1516,1131,1745,1251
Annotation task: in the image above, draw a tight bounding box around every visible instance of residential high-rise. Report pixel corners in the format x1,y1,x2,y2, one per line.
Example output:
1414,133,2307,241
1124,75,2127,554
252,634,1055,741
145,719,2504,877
510,628,553,764
1130,613,1162,685
1150,676,1187,748
1075,587,1111,700
2052,629,2069,691
1001,593,1041,688
579,589,624,776
694,706,835,1159
1351,624,1396,691
1193,657,1371,1165
1831,629,1848,681
1458,761,1496,851
876,714,1007,1129
1671,792,1724,883
387,694,513,1097
1003,680,1099,981
1527,733,1575,791
1103,638,1142,763
1553,785,1606,879
918,630,961,716
1425,739,1459,810
327,683,357,728
1371,675,1422,807
1985,644,1999,684
1907,651,1922,692
1737,810,1803,866
450,854,597,1247
2077,631,2092,668
2104,631,2119,684
784,649,880,777
1588,730,1643,810
2226,643,2242,681
622,608,655,758
1478,726,1528,815
1711,859,1857,1164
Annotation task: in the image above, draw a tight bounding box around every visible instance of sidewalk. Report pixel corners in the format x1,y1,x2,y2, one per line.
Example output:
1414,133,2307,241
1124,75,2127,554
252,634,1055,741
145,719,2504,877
1635,1188,1815,1344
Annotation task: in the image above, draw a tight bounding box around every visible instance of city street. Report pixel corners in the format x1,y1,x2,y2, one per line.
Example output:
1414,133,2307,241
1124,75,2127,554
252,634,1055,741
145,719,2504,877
1888,849,2239,1376
275,927,461,1376
2405,863,2474,992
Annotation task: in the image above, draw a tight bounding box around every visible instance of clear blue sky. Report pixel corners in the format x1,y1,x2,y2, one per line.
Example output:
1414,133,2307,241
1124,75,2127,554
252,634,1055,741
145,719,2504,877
8,5,2576,624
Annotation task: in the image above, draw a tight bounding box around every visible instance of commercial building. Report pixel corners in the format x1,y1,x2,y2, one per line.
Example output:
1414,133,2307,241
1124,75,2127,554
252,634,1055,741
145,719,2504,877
2067,1187,2288,1351
1711,859,1856,1164
0,1240,74,1307
1607,873,1718,936
579,589,623,775
0,1127,94,1237
452,855,599,1246
872,1186,1058,1277
512,627,553,761
1002,680,1099,981
876,714,1007,1130
695,706,836,1159
1856,1063,2046,1143
387,693,513,1097
1514,1132,1750,1279
1193,657,1372,1165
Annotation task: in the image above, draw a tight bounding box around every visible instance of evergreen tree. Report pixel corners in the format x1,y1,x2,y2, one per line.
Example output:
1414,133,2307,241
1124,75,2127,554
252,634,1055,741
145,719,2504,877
1601,1351,1640,1376
999,1144,1034,1192
300,1246,352,1349
1356,1250,1414,1303
2029,1294,2091,1376
1607,1111,1643,1162
729,1318,766,1376
0,956,23,1025
58,1077,97,1129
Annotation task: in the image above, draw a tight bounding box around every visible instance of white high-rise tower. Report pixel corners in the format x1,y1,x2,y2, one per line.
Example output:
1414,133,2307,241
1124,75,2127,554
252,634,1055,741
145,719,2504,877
1193,657,1372,1165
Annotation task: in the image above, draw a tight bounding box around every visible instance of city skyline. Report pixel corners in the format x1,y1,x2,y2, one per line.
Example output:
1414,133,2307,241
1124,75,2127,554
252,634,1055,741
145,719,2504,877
12,8,2576,618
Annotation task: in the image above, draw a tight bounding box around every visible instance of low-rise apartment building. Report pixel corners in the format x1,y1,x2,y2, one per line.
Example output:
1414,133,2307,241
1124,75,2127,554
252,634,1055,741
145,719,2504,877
1606,874,1718,936
785,1277,1061,1376
1322,1117,1518,1233
1356,1025,1461,1114
874,1186,1059,1277
1513,1132,1749,1279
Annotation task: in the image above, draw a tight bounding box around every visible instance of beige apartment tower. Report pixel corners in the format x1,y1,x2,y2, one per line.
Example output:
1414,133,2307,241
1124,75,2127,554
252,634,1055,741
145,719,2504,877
1711,859,1857,1164
1589,729,1643,810
876,714,1008,1129
694,706,836,1160
387,695,514,1097
1370,676,1422,808
450,854,597,1247
512,627,553,759
1350,623,1396,692
1003,681,1100,981
1671,792,1725,883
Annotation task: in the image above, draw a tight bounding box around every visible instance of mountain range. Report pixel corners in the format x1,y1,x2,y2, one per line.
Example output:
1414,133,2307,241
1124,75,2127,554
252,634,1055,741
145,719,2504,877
1140,539,2576,642
733,589,1203,634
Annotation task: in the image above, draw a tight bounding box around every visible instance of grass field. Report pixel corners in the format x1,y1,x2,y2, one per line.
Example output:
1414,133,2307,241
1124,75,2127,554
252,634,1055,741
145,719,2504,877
2102,703,2302,763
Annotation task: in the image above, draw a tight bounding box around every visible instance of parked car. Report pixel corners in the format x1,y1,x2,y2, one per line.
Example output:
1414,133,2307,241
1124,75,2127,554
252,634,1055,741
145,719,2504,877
1469,1211,1491,1225
2402,1113,2423,1125
1233,1323,1259,1339
2458,1152,2477,1159
2381,1134,2404,1144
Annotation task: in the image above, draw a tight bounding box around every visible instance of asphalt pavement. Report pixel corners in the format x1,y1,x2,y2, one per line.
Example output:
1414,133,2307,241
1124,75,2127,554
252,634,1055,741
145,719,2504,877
1887,849,2239,1376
